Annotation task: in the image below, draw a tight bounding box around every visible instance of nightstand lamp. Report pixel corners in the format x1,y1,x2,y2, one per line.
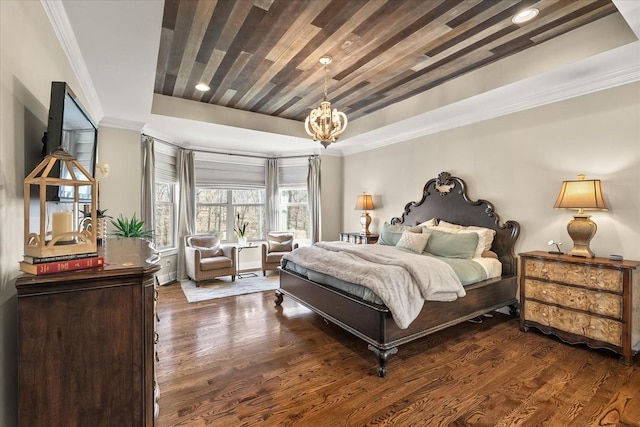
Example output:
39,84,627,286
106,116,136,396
355,193,375,235
553,174,607,258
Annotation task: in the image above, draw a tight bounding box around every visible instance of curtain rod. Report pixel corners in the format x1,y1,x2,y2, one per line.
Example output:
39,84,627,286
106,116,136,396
142,133,318,160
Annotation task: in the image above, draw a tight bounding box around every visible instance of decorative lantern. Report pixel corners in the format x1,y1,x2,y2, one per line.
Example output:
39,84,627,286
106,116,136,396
23,148,97,258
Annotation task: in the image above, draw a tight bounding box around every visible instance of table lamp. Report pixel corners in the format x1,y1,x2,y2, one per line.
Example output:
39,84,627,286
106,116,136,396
355,193,375,235
553,174,607,257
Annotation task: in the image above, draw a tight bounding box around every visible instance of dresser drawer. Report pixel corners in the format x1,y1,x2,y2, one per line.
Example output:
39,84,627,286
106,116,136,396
524,279,622,319
525,300,622,346
524,258,622,292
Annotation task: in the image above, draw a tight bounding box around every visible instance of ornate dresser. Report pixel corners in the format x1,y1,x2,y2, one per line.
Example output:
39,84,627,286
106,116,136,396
519,251,640,364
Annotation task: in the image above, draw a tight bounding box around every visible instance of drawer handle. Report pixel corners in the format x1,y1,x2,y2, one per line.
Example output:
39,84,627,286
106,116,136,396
156,312,160,322
154,332,159,344
155,351,160,362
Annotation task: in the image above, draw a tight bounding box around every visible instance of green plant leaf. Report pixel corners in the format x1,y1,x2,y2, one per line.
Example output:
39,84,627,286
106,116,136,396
109,213,153,239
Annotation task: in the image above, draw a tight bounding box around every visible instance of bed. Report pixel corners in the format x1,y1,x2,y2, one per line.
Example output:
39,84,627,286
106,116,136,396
275,171,520,376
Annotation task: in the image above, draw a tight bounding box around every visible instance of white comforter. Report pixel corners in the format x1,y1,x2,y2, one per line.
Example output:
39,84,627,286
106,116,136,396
282,241,466,329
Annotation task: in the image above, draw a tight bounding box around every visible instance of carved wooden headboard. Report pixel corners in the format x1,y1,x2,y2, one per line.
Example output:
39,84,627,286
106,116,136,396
391,172,520,276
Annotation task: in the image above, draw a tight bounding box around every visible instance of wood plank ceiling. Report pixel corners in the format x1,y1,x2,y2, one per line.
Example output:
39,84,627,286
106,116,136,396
155,0,617,123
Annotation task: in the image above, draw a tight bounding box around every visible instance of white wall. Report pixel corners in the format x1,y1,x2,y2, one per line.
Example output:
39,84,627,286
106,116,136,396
343,82,640,261
320,155,343,241
0,1,97,425
97,126,143,230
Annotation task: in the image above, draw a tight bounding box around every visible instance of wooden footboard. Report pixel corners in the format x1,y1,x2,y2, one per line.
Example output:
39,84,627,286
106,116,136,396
276,268,518,377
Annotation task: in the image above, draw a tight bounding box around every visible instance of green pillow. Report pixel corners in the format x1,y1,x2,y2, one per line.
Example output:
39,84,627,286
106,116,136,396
377,222,422,246
424,228,479,259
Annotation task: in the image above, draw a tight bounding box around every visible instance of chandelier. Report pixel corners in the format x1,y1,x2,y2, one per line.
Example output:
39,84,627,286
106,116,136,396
304,56,348,148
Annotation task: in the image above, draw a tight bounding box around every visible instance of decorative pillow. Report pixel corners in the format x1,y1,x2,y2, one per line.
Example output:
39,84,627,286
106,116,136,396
269,239,292,252
417,218,438,227
482,250,499,259
396,230,431,254
377,222,423,246
435,219,464,229
424,228,479,259
193,244,222,258
188,235,223,258
426,222,496,258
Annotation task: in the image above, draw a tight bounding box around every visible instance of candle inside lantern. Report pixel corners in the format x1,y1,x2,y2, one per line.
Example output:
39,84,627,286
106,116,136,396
52,212,73,241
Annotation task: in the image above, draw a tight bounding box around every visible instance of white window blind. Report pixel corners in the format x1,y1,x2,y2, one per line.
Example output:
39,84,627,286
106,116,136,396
278,158,307,186
195,152,265,188
155,150,177,182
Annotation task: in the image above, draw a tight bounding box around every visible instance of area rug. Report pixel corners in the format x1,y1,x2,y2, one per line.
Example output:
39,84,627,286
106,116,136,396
180,273,279,303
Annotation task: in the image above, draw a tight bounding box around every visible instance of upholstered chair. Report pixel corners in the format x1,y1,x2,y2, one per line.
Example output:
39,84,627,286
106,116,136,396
261,232,298,276
184,234,237,286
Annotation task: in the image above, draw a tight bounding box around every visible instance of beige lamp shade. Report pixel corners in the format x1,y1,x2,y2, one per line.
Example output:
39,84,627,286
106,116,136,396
553,175,607,212
355,194,375,211
553,175,607,258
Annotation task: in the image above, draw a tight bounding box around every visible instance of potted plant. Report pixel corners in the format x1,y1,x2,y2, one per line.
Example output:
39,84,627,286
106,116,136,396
234,213,248,246
110,213,153,239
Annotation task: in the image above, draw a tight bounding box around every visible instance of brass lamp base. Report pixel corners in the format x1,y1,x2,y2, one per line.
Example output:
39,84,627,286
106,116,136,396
566,213,597,258
360,212,371,235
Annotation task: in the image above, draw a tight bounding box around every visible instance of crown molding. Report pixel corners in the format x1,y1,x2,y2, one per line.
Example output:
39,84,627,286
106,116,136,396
338,41,640,157
41,0,104,121
100,116,146,132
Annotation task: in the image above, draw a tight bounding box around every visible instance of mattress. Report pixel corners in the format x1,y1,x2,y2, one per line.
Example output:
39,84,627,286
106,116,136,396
282,253,501,306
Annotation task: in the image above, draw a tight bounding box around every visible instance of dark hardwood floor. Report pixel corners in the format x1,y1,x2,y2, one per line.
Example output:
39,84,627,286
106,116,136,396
156,278,640,426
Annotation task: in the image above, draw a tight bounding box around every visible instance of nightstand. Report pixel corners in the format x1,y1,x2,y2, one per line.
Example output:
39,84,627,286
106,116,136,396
339,232,378,244
519,251,640,365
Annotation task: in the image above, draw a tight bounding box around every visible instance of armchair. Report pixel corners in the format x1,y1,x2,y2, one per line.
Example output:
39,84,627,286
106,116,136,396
261,232,298,276
184,234,237,286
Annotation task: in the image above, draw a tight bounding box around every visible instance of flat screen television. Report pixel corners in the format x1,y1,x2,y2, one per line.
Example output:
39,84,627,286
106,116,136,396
42,81,98,202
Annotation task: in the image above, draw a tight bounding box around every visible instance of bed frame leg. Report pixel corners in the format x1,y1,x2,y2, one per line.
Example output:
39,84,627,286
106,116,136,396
274,290,284,306
367,345,398,378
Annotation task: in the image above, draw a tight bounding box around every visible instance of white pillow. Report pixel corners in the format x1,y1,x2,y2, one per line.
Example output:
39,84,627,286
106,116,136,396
396,230,431,254
435,220,463,230
425,223,496,258
417,218,438,227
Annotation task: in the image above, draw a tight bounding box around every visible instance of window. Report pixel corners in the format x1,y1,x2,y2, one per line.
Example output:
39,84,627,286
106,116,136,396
154,181,175,249
153,142,178,251
196,188,266,242
279,187,309,240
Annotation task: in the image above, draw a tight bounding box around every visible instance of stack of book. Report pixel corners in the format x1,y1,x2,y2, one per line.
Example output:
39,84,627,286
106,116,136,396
20,252,104,275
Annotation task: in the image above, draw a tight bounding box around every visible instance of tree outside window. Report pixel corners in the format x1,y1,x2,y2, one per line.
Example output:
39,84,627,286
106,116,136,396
279,187,308,240
154,182,175,249
196,188,266,241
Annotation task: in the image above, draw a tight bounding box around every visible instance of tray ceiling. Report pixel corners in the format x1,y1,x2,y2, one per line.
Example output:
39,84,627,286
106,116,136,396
155,0,617,123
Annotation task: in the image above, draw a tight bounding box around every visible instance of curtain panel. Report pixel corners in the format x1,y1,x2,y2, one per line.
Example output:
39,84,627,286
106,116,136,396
177,149,195,280
307,156,321,244
141,135,155,242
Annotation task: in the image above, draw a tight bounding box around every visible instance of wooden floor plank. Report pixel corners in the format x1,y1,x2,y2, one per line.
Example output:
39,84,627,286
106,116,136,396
155,281,640,426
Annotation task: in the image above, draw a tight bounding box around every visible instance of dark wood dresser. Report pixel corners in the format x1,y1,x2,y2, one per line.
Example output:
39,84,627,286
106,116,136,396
519,251,640,365
16,238,161,427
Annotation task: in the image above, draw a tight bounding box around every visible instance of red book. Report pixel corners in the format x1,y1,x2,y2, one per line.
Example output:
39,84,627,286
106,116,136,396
19,256,104,275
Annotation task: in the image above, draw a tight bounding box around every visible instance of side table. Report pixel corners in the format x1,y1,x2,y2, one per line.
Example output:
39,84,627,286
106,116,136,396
237,244,258,278
339,232,379,244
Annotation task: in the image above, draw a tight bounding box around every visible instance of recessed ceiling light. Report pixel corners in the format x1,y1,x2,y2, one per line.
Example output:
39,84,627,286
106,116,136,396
195,83,210,91
512,8,539,24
